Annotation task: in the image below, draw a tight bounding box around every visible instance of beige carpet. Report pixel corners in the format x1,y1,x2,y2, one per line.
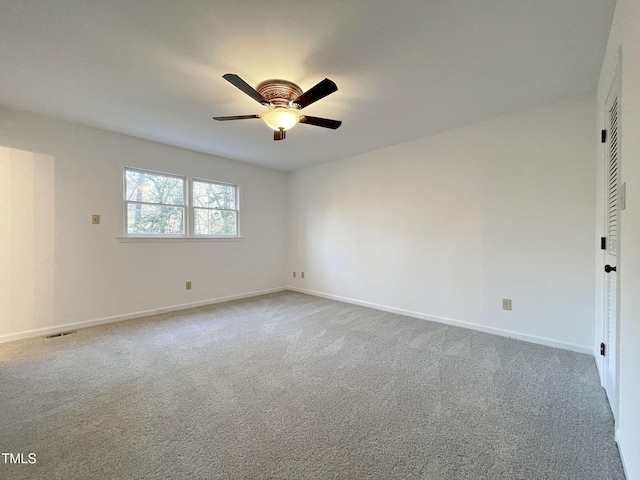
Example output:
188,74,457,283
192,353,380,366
0,291,625,479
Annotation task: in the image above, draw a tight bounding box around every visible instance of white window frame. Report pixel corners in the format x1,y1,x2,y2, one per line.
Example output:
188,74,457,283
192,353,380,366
123,167,187,238
122,167,241,240
190,177,241,238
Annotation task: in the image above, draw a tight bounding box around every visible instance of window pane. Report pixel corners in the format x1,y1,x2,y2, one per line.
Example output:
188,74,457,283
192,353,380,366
194,208,237,235
192,181,236,209
127,204,185,234
125,170,184,205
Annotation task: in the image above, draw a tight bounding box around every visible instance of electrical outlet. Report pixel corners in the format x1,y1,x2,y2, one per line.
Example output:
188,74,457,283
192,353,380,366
92,214,100,225
186,281,192,290
502,298,512,311
293,272,296,278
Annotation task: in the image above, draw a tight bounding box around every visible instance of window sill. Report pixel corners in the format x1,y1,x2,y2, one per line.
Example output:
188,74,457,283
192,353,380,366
117,236,243,243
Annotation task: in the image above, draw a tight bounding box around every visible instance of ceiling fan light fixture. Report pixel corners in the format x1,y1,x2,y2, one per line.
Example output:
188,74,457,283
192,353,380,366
214,74,341,141
260,107,300,131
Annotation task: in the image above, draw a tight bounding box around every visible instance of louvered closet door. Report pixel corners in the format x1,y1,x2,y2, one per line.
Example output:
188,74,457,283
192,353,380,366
603,88,619,420
607,98,619,258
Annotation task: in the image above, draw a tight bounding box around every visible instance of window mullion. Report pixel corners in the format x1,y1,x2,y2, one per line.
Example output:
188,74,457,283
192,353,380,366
186,176,190,237
125,200,185,208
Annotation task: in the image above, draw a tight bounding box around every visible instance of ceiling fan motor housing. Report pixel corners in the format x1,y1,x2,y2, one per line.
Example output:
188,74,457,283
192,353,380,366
257,80,303,109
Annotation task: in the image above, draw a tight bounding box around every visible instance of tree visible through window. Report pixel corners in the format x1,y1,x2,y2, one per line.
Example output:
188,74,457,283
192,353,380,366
123,168,239,237
192,180,238,236
125,169,186,235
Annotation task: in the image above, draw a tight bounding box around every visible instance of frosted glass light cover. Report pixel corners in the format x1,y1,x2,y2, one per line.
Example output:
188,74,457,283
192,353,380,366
261,108,300,131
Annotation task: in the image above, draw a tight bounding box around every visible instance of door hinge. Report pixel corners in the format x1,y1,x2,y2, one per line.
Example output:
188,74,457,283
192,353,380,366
600,342,606,356
601,237,607,250
601,129,607,143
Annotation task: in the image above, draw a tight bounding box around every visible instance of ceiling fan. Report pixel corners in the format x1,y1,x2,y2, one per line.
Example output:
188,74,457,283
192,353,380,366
213,74,342,141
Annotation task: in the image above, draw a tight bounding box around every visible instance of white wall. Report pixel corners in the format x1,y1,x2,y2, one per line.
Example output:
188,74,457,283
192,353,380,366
596,0,640,477
0,147,55,335
288,97,596,352
0,107,287,341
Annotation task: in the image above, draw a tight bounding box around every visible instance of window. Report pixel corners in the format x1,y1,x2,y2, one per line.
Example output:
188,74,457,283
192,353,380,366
123,167,240,238
124,169,186,236
192,179,238,236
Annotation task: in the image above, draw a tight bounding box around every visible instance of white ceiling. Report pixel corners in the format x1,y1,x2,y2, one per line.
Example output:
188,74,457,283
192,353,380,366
0,0,615,171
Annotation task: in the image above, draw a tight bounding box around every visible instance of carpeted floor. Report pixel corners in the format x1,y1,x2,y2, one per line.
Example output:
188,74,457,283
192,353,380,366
0,291,625,479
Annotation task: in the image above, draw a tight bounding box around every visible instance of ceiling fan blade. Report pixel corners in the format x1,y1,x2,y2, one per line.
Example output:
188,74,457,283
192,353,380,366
222,74,269,105
293,78,338,109
300,115,342,129
212,115,260,121
274,129,286,141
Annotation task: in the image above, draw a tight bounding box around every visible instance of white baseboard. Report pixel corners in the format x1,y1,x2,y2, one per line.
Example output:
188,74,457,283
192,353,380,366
2,285,593,355
0,287,286,344
286,287,592,355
